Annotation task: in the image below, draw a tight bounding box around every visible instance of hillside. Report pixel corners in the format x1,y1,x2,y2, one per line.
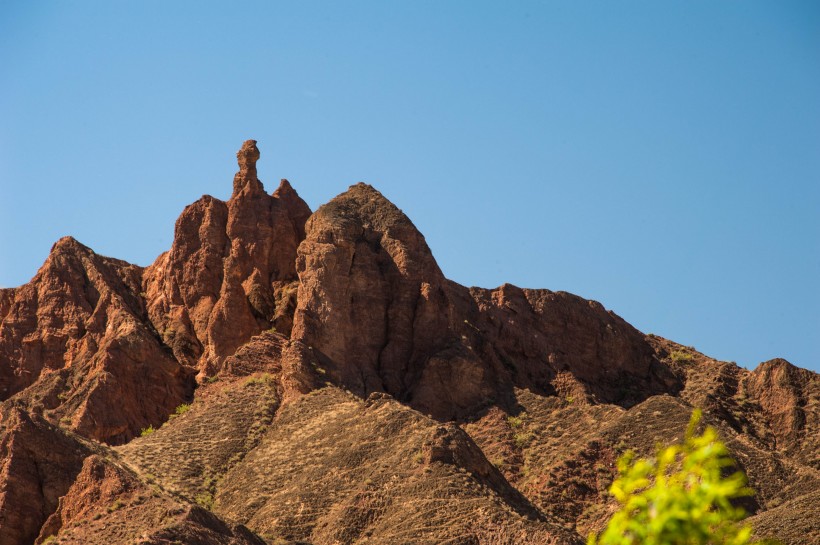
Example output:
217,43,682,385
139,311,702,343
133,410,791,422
0,141,817,545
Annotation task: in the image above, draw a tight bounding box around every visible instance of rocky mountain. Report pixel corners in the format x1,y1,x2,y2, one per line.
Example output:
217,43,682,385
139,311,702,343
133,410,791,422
0,141,817,545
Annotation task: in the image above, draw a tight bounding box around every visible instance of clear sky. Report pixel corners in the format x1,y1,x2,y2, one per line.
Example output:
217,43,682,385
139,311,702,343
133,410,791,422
1,2,818,372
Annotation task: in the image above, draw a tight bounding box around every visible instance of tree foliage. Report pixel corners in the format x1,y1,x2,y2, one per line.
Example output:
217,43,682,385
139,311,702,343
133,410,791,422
589,410,774,545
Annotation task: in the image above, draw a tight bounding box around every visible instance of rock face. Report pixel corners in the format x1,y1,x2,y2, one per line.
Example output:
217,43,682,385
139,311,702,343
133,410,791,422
745,358,819,466
287,183,679,419
457,284,679,406
287,183,456,408
35,455,266,545
144,140,311,375
0,140,817,545
0,408,93,545
0,237,194,444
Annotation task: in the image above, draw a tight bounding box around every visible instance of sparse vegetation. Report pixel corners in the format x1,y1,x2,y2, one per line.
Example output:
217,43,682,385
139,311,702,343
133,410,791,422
174,403,191,416
140,426,156,437
670,350,694,365
506,413,526,428
244,373,275,386
195,491,214,509
514,430,534,449
107,499,124,513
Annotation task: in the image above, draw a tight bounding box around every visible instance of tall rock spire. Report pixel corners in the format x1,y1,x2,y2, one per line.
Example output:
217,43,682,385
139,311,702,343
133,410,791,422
144,140,312,376
232,139,264,197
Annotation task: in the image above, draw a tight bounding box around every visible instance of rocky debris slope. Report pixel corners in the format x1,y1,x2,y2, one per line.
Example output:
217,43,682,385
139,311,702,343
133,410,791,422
650,336,820,469
0,140,817,544
124,384,579,545
116,370,280,504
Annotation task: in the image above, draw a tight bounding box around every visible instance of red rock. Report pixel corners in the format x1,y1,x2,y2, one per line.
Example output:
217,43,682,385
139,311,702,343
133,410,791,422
745,358,818,459
36,455,265,545
0,140,815,545
144,140,311,376
465,284,679,405
0,407,92,545
287,183,679,419
0,238,194,444
288,183,452,400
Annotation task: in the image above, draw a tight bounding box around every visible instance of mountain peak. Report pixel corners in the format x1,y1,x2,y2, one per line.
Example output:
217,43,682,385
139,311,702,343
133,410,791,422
49,235,87,254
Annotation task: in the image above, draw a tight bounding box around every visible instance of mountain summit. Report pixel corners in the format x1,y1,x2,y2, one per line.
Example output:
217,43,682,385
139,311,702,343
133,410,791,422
0,141,817,545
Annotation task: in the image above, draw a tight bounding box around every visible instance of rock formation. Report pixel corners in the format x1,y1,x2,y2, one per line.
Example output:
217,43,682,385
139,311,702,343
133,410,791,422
143,140,311,376
0,140,816,545
0,237,194,445
285,183,679,419
0,408,94,545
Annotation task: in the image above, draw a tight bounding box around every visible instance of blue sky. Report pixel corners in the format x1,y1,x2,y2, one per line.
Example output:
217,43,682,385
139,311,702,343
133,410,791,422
1,2,818,372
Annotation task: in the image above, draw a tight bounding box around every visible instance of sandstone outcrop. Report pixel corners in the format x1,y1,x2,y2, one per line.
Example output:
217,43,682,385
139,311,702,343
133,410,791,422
35,455,266,545
287,183,680,419
286,183,457,410
0,407,94,545
143,140,311,375
745,358,819,467
0,237,194,444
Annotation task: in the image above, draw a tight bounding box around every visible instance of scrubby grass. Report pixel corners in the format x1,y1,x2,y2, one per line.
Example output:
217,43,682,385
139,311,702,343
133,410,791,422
669,350,694,364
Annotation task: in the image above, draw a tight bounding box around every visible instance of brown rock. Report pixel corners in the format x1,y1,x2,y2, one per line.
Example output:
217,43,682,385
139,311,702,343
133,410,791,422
0,289,13,322
465,284,679,406
234,139,262,195
211,387,578,545
745,358,818,463
288,183,680,419
36,455,265,545
1,140,817,545
144,141,311,375
0,407,93,545
289,183,454,404
651,335,820,470
0,238,194,444
219,330,287,378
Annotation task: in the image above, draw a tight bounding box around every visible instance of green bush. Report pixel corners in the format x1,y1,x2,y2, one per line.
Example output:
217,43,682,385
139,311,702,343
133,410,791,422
140,425,155,437
589,410,774,545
